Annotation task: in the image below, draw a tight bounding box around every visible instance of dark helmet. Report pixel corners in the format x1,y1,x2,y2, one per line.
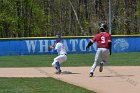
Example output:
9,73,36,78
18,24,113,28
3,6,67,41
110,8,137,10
100,23,108,31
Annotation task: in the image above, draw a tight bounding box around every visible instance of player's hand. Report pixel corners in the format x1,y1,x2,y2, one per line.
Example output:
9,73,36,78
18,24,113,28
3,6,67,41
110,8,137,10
86,46,89,50
48,45,54,51
86,41,93,50
110,52,111,55
109,48,112,55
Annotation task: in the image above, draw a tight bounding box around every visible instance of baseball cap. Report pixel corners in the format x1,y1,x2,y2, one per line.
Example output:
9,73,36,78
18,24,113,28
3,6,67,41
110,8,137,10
55,35,61,39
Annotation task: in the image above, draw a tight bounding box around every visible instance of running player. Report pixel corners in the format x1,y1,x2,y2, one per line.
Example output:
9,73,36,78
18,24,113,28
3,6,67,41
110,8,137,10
86,23,112,77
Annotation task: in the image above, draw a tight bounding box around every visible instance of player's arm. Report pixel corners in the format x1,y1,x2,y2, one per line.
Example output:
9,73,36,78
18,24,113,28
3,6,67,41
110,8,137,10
51,47,57,53
49,45,57,53
108,38,112,55
86,37,95,50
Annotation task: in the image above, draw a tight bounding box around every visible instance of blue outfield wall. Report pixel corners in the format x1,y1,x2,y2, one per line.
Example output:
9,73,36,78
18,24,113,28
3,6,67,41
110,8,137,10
0,36,140,56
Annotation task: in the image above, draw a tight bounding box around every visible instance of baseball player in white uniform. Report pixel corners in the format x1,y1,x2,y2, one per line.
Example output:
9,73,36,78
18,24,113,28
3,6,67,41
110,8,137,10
51,35,67,74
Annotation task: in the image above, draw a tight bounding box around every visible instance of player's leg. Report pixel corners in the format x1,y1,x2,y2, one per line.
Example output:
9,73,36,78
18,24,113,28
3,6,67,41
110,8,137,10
57,55,67,64
99,48,109,72
52,55,67,66
101,48,109,64
52,55,67,74
89,49,101,77
52,56,61,74
99,62,104,72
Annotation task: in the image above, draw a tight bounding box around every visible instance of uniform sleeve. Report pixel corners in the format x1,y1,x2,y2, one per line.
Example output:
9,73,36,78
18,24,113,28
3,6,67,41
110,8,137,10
50,43,57,53
55,43,58,50
91,35,96,43
55,43,61,51
108,34,112,42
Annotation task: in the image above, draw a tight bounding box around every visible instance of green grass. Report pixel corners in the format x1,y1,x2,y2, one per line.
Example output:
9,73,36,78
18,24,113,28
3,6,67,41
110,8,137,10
0,52,139,67
65,52,140,66
108,52,140,66
0,77,95,93
0,52,139,93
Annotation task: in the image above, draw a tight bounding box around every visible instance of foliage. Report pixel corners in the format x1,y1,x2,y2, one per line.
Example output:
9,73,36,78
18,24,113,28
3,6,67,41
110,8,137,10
0,0,46,37
0,0,140,37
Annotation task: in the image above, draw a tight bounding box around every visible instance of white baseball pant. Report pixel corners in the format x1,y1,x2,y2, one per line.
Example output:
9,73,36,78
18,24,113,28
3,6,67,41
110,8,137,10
90,48,109,73
52,55,67,66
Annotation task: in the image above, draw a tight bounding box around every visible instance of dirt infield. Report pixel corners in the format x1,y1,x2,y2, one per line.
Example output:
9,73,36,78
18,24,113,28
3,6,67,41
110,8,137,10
0,66,139,93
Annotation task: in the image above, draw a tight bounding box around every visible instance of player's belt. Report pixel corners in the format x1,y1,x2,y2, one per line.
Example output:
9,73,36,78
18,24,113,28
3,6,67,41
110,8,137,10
60,54,67,55
98,47,109,49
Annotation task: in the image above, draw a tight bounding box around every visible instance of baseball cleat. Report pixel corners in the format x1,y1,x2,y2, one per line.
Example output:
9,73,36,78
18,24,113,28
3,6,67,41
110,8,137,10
89,72,93,77
99,62,103,72
55,69,62,74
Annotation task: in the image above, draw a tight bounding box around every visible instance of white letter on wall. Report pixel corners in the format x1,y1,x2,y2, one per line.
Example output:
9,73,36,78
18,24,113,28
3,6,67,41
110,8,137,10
80,39,87,51
63,40,69,51
70,39,78,52
39,40,48,52
26,40,37,53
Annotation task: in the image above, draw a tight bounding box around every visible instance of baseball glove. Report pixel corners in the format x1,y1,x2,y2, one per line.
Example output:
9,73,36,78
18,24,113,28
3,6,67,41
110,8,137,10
48,44,54,51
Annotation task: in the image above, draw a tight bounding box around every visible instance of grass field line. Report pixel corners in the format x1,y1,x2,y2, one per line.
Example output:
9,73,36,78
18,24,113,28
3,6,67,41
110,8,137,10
33,67,52,77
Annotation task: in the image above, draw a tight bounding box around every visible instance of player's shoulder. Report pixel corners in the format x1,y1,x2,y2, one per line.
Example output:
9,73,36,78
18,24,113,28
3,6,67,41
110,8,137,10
106,32,111,36
96,32,104,36
93,32,99,37
56,42,63,46
102,31,110,35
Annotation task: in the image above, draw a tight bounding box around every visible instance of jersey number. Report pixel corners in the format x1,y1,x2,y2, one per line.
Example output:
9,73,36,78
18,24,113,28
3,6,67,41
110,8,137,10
101,36,105,43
